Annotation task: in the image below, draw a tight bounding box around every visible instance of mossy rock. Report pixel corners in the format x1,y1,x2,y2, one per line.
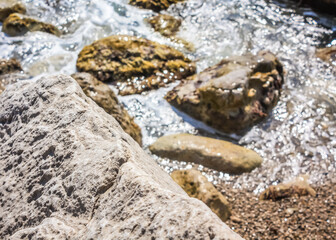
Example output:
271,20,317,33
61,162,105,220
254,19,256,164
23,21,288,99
2,13,61,37
71,73,142,145
165,51,284,134
147,14,181,37
0,58,23,95
76,35,196,95
129,0,185,12
0,0,26,22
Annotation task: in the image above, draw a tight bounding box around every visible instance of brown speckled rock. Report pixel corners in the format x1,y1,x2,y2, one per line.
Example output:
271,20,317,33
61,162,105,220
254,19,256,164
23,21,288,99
316,46,336,69
0,0,26,22
129,0,185,12
259,175,316,201
149,133,263,174
2,13,61,37
71,72,142,145
171,169,231,221
0,75,242,239
165,51,284,134
76,35,196,95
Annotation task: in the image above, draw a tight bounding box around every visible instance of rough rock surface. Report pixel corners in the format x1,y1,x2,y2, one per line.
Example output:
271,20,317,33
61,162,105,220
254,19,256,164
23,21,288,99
0,0,26,22
2,13,61,37
165,51,284,134
316,46,336,68
71,73,142,145
76,35,196,95
149,133,263,174
129,0,185,12
0,75,242,239
259,175,316,201
147,14,182,37
0,58,22,94
171,169,231,221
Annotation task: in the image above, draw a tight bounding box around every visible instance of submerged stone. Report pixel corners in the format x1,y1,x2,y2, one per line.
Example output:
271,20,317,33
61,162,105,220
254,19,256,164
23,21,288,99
0,75,242,239
165,51,284,134
171,169,231,221
129,0,185,12
2,13,61,37
259,175,316,201
71,73,142,145
147,14,182,37
76,35,196,95
0,0,26,22
149,133,263,174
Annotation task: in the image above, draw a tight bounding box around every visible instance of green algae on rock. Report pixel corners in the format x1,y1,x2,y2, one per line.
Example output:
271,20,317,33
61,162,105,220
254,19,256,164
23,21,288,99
147,14,182,37
149,133,263,174
2,13,61,37
171,169,231,222
165,51,284,134
129,0,185,12
0,0,26,22
76,35,196,95
71,73,142,145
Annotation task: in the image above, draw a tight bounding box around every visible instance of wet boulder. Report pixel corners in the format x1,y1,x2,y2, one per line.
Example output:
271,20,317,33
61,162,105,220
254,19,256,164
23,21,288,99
316,46,336,68
259,175,316,201
293,0,336,16
0,0,26,22
76,35,196,95
2,13,61,37
171,169,231,221
0,75,242,239
0,58,22,94
147,14,182,37
149,133,263,174
129,0,184,12
165,51,284,134
71,73,142,145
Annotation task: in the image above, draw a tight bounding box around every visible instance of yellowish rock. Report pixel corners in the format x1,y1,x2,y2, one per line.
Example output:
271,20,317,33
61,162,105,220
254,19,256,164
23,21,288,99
259,175,316,201
129,0,185,12
0,0,26,22
76,35,196,95
2,13,61,37
171,169,231,221
149,133,263,174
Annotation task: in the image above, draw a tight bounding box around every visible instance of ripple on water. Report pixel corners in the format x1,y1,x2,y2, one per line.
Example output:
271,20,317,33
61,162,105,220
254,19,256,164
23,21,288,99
0,0,335,191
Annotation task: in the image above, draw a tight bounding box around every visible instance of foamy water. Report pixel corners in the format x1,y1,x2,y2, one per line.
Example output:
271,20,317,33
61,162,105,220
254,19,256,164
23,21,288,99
1,0,335,191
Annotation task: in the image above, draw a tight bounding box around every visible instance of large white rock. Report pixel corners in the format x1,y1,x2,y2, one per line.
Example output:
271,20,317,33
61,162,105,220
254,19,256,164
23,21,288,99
0,75,242,239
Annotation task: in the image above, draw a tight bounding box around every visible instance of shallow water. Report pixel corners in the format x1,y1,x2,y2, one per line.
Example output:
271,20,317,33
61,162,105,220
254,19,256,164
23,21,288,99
1,0,335,192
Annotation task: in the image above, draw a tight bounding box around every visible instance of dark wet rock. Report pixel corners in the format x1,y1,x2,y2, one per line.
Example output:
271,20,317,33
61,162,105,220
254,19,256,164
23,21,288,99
71,72,142,145
171,169,231,221
2,13,61,37
147,14,181,37
0,0,26,22
76,35,196,95
149,133,263,174
294,0,336,16
129,0,184,12
165,51,284,134
0,58,22,94
316,46,336,67
259,175,316,201
0,75,242,239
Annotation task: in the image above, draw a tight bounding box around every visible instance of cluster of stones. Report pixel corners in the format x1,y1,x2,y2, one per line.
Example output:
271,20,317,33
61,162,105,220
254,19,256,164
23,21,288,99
0,1,60,37
1,0,333,238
